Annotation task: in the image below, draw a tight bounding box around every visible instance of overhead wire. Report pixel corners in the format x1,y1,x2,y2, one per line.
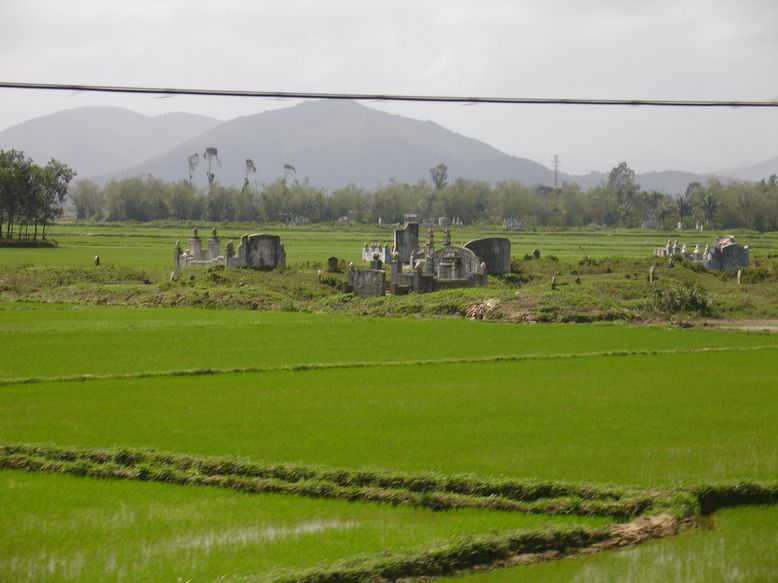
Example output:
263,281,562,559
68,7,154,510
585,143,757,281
1,81,777,108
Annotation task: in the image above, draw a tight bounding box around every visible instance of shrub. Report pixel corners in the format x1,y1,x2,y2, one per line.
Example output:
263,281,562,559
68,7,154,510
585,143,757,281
319,274,340,288
653,283,711,315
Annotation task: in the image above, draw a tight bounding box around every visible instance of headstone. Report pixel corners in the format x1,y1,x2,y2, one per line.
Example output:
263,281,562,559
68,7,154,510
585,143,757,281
348,269,386,297
230,234,285,269
649,265,655,283
327,256,339,272
551,275,557,290
393,222,419,263
464,238,511,275
94,255,100,267
532,248,541,260
737,269,742,285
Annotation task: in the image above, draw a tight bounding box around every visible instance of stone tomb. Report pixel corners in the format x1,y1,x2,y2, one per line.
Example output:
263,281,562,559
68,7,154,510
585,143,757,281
346,264,386,297
228,234,285,270
703,236,750,270
393,222,420,264
391,228,487,294
653,235,749,270
464,237,511,275
175,228,285,270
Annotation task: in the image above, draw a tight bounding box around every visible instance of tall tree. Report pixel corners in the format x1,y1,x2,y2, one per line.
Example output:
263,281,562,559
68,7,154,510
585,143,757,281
699,191,719,226
203,147,220,187
243,158,256,192
675,194,693,227
71,180,103,220
607,162,639,226
282,164,296,185
37,159,75,239
430,163,448,191
187,153,199,184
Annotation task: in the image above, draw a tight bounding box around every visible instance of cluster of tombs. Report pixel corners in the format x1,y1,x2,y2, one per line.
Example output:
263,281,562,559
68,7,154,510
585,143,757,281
172,223,511,298
346,222,511,297
174,227,285,270
653,235,749,270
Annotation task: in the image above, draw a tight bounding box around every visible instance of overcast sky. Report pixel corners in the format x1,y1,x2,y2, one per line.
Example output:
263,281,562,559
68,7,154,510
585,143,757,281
1,0,776,175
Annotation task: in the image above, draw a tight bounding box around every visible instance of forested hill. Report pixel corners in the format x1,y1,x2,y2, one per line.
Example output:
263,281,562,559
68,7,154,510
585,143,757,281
101,100,556,189
0,107,221,178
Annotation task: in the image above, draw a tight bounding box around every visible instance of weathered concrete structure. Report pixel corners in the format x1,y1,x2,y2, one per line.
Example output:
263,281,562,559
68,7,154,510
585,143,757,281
345,264,386,297
393,222,420,264
229,234,286,270
390,228,487,294
653,235,749,270
175,228,285,270
464,238,511,275
702,236,750,270
362,242,393,263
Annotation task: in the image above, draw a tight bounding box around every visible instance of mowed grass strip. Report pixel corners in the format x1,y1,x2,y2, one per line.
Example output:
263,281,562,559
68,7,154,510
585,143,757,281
2,303,778,379
1,351,776,486
0,470,608,582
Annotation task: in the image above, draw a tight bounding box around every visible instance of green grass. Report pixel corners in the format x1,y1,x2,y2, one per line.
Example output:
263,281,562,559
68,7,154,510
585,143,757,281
0,470,607,582
446,504,778,583
1,350,776,486
2,302,777,380
3,222,778,270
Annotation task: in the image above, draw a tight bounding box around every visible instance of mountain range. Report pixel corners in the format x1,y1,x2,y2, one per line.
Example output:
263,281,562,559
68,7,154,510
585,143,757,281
1,101,775,194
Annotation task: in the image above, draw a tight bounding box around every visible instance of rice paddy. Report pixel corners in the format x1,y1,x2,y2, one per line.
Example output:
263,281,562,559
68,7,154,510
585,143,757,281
1,225,777,581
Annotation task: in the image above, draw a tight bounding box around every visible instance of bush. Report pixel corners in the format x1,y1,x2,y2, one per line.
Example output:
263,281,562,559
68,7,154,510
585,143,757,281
319,274,340,287
653,283,711,315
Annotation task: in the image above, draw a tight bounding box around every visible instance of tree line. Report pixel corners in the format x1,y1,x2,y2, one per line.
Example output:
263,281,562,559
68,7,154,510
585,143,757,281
4,145,777,232
0,150,75,240
69,161,778,232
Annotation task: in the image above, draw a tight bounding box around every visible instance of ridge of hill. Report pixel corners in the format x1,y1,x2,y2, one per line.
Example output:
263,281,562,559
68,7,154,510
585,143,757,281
0,106,221,178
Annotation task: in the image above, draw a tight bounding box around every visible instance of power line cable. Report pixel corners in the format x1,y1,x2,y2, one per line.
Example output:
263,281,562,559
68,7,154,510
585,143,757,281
1,81,777,108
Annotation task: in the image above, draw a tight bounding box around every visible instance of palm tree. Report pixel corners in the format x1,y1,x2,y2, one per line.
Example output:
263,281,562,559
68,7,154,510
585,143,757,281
675,195,693,227
187,153,199,184
243,158,256,192
700,192,719,227
282,164,296,184
203,147,221,187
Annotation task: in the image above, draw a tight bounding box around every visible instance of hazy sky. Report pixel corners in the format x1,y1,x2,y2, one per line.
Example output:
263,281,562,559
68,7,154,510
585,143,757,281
1,0,776,174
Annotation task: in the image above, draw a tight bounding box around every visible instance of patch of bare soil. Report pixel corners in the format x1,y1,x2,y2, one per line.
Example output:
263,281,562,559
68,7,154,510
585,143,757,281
708,319,778,332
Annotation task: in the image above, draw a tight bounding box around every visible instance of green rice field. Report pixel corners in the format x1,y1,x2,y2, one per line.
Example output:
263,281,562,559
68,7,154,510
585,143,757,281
3,222,778,269
0,470,607,581
1,300,777,580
